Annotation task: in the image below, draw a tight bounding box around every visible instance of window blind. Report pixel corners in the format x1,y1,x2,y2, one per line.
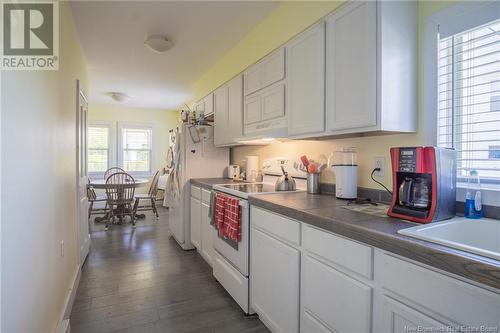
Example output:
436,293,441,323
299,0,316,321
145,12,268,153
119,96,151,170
88,126,109,172
437,18,500,181
122,128,152,172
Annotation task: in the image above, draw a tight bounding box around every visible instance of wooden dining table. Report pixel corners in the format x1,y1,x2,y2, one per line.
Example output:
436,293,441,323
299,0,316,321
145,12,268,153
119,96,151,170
90,178,149,223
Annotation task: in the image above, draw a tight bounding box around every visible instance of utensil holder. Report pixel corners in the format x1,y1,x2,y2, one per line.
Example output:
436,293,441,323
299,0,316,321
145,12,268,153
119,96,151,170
307,173,321,194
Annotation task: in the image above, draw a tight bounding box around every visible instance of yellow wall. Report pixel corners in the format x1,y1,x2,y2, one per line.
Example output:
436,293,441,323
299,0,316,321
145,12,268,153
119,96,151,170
192,1,344,101
88,104,179,179
1,2,89,331
192,0,454,190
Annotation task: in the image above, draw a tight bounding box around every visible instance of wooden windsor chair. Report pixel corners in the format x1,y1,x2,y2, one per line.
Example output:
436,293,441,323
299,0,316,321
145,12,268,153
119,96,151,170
104,172,136,230
87,179,108,219
133,170,161,219
104,167,125,180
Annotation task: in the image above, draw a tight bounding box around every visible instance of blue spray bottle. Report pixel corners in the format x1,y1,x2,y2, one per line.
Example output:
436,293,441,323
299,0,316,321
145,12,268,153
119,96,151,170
464,170,483,219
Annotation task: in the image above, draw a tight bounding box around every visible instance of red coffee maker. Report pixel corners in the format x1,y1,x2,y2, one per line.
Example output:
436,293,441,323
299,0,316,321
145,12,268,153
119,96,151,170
387,147,456,223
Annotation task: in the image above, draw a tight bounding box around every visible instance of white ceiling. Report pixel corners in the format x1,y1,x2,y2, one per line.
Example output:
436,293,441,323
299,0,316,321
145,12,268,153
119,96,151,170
70,1,279,109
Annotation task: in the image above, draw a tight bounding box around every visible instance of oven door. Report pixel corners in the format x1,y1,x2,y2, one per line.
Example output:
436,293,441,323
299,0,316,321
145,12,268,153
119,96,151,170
213,195,249,277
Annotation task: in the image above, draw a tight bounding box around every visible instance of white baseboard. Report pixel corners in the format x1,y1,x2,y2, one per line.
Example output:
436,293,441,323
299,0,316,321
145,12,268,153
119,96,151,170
54,265,81,333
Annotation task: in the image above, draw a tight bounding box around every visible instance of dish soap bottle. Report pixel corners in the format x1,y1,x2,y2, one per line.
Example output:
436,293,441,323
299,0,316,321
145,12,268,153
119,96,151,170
464,170,483,219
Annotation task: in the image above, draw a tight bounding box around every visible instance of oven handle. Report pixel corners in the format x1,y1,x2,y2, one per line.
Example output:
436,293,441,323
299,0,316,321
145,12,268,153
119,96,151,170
239,200,248,208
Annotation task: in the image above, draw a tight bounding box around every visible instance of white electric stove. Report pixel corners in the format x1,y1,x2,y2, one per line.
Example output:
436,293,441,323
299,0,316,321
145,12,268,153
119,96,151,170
211,157,306,314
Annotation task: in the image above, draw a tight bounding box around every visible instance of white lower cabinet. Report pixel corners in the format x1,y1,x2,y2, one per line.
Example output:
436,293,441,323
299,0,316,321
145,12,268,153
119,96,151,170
374,294,448,333
301,254,372,333
250,226,300,333
199,202,214,266
191,186,215,267
374,251,500,332
189,196,201,249
250,206,500,333
301,310,332,333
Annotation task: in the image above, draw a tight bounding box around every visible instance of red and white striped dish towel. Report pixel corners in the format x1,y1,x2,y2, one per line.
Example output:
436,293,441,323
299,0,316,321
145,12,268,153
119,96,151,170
214,192,241,243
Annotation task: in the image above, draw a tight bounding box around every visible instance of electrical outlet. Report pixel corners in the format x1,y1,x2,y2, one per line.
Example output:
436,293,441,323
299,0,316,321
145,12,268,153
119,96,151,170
60,240,64,257
373,157,385,177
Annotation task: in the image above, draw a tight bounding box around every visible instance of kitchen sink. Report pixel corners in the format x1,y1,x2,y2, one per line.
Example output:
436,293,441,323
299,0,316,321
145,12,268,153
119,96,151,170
398,217,500,261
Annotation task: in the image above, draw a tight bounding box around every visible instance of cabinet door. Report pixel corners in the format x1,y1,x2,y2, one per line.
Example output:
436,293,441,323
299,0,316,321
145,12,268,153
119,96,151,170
374,295,448,333
250,227,300,333
287,22,325,136
214,85,228,146
200,202,214,266
195,101,205,114
244,94,262,125
243,65,262,96
301,310,332,333
204,94,213,115
261,84,285,121
190,196,201,249
326,1,377,132
226,75,243,142
261,48,285,89
301,254,372,333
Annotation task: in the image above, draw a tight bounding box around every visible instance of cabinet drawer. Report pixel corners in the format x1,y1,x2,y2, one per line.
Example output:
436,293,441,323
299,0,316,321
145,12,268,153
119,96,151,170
302,254,372,333
250,207,300,246
377,252,500,328
201,188,211,204
191,185,201,200
302,225,372,279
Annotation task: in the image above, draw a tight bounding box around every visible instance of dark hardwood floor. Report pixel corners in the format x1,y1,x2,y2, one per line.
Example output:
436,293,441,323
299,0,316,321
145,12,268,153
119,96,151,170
70,207,268,333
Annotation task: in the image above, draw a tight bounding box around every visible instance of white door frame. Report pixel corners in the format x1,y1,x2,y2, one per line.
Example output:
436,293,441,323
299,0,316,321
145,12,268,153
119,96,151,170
76,80,90,267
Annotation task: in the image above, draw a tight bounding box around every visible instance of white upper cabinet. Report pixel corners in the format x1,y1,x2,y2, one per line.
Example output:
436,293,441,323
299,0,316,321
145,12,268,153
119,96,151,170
196,93,213,117
242,48,287,139
325,1,417,135
326,1,377,132
214,75,243,146
287,22,326,136
244,48,285,96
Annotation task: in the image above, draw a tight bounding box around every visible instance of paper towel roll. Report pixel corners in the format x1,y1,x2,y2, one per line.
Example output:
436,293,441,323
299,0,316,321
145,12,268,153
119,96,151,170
245,156,259,181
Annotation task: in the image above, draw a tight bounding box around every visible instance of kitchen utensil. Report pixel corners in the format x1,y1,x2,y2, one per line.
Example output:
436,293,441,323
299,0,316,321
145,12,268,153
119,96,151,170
275,166,296,191
300,155,310,168
308,163,318,174
307,172,321,194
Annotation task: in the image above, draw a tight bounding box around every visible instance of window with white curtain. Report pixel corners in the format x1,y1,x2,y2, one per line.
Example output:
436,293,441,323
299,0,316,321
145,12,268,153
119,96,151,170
437,18,500,181
88,124,111,173
119,125,153,174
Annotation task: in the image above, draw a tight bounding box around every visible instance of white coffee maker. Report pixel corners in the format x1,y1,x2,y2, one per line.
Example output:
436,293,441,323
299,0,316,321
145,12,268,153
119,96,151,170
328,148,358,199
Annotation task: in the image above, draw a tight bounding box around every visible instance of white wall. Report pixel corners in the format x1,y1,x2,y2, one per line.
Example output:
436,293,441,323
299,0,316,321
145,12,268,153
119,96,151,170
1,2,88,332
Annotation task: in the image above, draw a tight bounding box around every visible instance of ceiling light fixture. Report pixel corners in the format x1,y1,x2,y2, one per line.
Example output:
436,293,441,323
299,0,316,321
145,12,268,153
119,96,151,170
144,35,173,53
107,92,131,103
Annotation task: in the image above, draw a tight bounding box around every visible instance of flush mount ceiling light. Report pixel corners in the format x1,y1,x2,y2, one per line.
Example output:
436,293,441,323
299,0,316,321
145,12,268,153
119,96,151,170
144,35,173,53
107,92,131,103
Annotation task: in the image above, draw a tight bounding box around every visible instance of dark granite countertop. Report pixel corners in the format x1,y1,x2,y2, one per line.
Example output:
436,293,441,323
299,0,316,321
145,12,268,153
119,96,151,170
248,192,500,291
190,178,244,190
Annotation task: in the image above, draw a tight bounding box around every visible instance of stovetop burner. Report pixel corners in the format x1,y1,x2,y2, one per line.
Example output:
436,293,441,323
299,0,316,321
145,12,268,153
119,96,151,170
217,183,278,194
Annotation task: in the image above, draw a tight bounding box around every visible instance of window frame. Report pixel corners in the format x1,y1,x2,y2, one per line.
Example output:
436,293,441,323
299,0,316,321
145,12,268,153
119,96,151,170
87,121,115,179
424,0,500,206
117,122,156,178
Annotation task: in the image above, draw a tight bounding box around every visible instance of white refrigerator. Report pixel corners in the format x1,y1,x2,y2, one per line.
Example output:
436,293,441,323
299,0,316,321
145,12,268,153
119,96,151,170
165,123,229,250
